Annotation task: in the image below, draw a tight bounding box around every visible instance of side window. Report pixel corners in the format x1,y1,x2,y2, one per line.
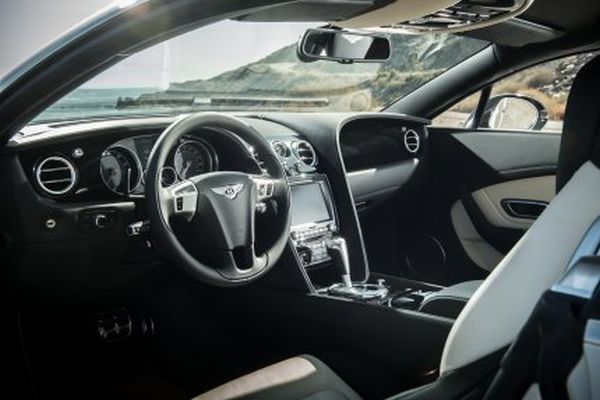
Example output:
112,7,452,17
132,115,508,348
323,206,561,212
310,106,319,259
433,52,599,133
432,92,481,128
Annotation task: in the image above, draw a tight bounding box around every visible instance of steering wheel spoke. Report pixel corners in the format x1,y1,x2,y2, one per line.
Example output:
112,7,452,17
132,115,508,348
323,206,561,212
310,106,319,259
169,180,198,221
158,180,198,225
251,175,276,201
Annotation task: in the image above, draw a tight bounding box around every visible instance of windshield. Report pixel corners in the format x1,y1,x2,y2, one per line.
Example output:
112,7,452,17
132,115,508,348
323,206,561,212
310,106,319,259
31,20,488,124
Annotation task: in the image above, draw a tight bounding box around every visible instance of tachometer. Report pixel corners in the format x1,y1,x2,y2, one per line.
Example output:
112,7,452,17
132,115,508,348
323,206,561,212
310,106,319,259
100,146,142,195
174,140,214,180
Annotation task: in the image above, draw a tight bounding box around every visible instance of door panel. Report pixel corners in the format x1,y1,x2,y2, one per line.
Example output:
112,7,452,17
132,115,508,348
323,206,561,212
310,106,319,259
451,200,504,272
452,131,561,178
471,175,555,230
395,128,560,284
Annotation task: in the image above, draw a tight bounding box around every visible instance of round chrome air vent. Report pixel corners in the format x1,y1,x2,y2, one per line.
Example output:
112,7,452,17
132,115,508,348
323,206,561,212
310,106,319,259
403,129,420,154
35,156,77,195
271,140,291,158
292,140,317,167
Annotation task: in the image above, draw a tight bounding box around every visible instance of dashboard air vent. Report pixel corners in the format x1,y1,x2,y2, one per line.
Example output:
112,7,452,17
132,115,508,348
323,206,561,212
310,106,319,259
403,129,420,154
35,156,77,195
292,140,317,167
271,140,291,158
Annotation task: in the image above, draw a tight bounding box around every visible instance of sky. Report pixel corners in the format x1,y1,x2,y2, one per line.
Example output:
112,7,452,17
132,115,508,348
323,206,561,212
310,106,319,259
0,0,112,77
0,0,317,88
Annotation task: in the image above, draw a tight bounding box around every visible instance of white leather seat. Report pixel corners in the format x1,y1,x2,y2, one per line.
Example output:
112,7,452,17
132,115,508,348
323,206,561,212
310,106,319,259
442,53,600,376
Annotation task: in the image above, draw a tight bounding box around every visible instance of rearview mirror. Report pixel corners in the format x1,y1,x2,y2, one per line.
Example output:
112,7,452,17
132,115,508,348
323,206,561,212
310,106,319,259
297,28,391,64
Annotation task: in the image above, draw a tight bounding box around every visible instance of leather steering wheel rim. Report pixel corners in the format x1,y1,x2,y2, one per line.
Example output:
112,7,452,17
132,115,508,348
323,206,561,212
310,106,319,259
145,113,291,287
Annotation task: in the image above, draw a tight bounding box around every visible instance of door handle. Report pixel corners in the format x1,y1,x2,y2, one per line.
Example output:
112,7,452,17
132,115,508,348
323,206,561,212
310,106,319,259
501,199,548,220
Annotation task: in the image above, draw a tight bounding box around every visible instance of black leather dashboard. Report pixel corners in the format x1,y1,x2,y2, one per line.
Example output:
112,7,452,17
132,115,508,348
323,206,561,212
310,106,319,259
1,112,429,288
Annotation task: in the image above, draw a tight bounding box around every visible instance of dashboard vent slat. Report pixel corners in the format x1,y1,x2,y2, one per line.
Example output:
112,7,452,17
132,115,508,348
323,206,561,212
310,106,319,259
403,129,420,154
35,156,77,196
292,140,317,167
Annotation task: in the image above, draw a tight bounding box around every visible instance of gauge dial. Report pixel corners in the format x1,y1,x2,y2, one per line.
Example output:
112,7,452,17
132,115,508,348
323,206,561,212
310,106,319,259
160,166,178,187
174,140,213,180
100,147,141,195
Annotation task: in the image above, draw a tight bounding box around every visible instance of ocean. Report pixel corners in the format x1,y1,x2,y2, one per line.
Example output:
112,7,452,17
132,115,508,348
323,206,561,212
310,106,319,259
33,87,158,123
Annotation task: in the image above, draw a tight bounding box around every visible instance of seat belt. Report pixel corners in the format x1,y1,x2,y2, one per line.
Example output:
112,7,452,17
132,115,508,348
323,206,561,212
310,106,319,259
483,256,600,400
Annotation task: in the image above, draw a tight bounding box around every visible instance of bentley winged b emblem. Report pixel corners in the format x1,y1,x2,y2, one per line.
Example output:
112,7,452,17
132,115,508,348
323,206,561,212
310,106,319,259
211,183,244,200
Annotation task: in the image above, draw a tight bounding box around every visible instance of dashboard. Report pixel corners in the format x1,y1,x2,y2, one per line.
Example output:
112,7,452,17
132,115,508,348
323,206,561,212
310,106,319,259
3,113,429,286
15,119,329,203
16,125,268,203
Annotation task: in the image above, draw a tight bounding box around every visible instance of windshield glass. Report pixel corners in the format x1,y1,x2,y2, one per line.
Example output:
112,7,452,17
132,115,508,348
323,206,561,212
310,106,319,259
31,20,488,124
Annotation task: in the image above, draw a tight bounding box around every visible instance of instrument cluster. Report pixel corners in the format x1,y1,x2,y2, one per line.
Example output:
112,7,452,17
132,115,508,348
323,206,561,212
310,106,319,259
100,135,217,196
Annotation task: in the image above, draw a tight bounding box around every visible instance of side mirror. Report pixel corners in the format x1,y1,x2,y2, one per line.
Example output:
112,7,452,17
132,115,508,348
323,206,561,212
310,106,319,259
467,94,549,131
297,28,391,64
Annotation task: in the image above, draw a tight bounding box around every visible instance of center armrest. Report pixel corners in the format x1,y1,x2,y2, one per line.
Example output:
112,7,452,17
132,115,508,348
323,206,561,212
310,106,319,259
418,280,483,318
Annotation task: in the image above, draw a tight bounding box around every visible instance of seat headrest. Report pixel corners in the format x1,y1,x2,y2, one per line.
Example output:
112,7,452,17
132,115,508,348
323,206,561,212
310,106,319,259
557,55,600,192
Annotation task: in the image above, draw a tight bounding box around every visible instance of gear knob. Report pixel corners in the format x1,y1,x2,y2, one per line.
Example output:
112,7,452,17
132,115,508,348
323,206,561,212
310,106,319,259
326,237,352,287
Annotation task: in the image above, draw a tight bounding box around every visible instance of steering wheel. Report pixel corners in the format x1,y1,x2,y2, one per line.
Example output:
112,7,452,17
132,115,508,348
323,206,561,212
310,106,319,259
145,113,291,287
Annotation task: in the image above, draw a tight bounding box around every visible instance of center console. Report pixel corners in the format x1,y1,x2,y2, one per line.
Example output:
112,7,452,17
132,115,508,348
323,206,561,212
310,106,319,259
290,174,479,318
286,174,480,319
289,175,338,268
269,131,478,321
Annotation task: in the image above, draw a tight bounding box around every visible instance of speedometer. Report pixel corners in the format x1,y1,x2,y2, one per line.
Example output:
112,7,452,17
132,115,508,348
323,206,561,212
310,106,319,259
100,147,141,195
174,140,214,180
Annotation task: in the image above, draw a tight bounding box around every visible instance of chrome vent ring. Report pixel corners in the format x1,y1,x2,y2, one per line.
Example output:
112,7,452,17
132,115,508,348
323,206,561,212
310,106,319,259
292,140,317,167
35,156,77,195
271,140,291,158
403,129,420,154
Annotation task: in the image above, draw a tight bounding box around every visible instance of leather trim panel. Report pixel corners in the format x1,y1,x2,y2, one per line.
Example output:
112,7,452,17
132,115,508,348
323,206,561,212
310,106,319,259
193,357,316,400
471,175,555,230
451,201,504,271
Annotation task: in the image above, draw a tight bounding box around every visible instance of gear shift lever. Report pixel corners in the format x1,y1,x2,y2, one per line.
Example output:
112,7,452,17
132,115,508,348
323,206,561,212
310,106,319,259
326,237,352,287
325,237,389,301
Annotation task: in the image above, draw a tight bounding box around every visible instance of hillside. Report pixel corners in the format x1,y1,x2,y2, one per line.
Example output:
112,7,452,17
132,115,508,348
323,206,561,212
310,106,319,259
121,33,489,112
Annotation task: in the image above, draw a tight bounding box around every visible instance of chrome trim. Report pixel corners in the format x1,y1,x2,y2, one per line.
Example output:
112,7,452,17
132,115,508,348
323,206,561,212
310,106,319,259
291,140,317,167
501,199,548,220
211,183,245,200
346,168,377,178
270,140,290,158
35,156,77,195
403,129,420,154
173,138,216,180
327,282,389,300
99,145,143,196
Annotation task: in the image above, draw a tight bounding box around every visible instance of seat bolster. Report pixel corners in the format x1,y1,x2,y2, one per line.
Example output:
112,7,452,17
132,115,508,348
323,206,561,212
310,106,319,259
193,355,362,400
440,161,600,374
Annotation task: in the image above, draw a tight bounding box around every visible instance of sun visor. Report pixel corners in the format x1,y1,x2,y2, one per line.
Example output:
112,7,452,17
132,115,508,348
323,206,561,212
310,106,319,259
337,0,460,29
337,0,536,35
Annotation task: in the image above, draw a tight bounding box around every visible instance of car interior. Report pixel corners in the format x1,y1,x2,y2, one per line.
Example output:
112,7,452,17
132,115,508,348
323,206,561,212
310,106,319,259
2,0,600,399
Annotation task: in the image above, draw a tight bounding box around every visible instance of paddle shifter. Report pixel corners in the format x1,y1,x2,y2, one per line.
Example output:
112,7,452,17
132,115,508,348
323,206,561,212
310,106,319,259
326,237,352,287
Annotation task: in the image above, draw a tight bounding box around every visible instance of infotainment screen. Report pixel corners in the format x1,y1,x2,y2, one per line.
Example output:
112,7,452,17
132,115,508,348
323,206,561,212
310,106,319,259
290,182,332,226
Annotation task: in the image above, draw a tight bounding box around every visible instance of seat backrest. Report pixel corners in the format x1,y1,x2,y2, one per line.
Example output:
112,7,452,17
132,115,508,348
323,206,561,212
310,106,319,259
440,55,600,374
